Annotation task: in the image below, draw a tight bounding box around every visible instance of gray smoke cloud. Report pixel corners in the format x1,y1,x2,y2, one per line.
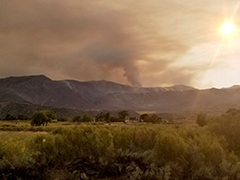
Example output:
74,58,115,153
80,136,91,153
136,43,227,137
0,0,238,87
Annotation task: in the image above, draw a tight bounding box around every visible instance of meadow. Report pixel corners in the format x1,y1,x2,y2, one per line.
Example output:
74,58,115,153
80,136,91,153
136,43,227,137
0,111,240,180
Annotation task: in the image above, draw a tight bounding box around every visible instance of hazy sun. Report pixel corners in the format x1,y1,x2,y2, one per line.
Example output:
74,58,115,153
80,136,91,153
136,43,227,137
221,22,235,35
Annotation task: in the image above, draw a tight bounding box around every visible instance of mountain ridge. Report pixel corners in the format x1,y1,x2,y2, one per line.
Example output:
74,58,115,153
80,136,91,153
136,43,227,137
0,75,240,112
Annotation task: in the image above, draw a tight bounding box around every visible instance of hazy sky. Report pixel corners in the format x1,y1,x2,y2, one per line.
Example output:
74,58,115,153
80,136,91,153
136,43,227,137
1,0,240,88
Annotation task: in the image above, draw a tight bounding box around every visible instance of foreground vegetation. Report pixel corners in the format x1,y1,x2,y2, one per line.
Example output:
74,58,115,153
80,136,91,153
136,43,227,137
1,110,240,179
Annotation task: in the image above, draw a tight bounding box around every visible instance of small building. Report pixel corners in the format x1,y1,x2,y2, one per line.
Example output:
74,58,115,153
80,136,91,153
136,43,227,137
125,117,140,123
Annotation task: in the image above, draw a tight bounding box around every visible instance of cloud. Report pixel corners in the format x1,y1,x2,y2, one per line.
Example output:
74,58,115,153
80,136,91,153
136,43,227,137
0,0,239,87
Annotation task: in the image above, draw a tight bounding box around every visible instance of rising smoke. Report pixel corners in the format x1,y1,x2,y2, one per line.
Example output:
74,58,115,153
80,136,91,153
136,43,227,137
0,0,227,87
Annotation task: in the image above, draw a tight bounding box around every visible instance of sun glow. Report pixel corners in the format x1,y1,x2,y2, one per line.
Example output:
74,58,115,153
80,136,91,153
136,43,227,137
221,22,235,35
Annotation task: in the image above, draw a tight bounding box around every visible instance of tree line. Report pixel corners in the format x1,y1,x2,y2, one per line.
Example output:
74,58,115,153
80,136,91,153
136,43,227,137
1,109,166,126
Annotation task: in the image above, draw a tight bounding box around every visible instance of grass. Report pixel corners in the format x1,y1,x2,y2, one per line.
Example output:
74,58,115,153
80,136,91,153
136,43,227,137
0,120,89,132
0,120,240,179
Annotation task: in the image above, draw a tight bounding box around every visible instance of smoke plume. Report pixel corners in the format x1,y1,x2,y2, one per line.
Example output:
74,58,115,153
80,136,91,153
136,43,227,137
0,0,237,87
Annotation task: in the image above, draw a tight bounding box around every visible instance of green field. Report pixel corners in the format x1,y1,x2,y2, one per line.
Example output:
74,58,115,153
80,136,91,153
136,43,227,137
1,112,240,180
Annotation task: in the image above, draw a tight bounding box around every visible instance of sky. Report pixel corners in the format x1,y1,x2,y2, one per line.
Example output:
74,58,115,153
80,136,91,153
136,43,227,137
1,0,240,89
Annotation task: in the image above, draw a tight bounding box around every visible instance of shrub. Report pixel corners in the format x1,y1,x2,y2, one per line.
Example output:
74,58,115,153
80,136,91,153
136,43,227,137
72,115,81,122
0,124,240,179
209,111,240,154
57,116,68,122
4,114,17,120
196,113,207,127
81,114,94,122
18,114,29,120
110,117,123,122
153,130,187,163
95,112,110,122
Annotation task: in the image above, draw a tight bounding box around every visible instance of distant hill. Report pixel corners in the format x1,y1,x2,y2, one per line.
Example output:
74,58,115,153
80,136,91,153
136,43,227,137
0,75,240,115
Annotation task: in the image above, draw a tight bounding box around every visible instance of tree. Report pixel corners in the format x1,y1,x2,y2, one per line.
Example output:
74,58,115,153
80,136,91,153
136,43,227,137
105,113,110,122
140,114,162,123
43,110,55,125
82,114,93,122
110,116,124,122
57,116,68,122
95,112,105,122
72,115,82,122
31,110,55,126
18,114,29,120
196,113,207,127
31,111,48,126
72,115,93,122
225,108,239,116
95,112,110,122
118,110,129,120
140,114,149,122
150,114,162,124
4,114,17,120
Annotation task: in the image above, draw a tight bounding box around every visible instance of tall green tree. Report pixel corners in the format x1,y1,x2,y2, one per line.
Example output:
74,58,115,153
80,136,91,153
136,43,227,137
31,111,48,126
43,110,55,125
31,110,55,126
118,110,129,120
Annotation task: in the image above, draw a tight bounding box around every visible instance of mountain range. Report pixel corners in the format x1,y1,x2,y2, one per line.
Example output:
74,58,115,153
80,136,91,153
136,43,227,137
0,75,240,115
